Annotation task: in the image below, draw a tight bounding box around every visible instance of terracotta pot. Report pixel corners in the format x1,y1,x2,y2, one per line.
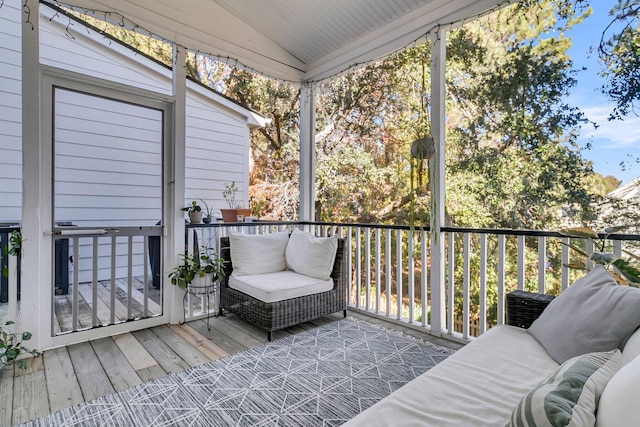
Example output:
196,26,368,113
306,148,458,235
237,208,252,220
220,208,237,222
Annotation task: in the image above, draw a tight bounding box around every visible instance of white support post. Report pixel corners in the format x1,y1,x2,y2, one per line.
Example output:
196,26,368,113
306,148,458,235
299,85,316,221
21,0,52,350
428,29,447,336
167,44,187,324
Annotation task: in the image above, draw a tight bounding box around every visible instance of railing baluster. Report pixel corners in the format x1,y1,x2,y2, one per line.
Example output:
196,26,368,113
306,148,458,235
561,237,570,290
143,235,149,317
374,228,381,314
127,236,133,320
365,227,371,310
92,237,98,327
537,236,546,294
421,229,427,327
385,228,391,317
447,232,455,335
462,233,470,339
72,236,80,332
479,233,487,335
497,234,505,325
408,228,415,324
346,226,353,307
517,235,525,291
586,239,594,271
396,229,402,320
355,227,361,308
110,235,116,325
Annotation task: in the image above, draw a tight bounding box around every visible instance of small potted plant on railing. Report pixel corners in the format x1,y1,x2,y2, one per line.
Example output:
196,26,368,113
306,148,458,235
182,201,203,224
168,247,227,291
199,199,215,224
560,226,640,286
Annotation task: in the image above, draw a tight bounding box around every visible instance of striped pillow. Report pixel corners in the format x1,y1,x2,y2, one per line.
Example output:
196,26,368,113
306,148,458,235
506,349,621,427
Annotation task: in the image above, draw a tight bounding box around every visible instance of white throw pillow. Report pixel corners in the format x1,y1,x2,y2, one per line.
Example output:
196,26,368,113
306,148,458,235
506,350,621,427
229,231,289,276
596,353,640,426
621,327,640,365
285,229,338,280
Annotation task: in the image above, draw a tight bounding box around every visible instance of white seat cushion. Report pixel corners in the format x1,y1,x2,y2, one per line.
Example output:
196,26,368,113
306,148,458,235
343,325,560,427
228,271,334,303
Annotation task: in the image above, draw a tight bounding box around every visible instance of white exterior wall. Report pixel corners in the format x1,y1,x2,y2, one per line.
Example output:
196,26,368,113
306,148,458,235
0,0,22,223
0,3,257,282
185,89,249,212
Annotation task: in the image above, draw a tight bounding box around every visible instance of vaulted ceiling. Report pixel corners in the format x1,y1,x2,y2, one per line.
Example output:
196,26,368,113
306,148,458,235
61,0,514,83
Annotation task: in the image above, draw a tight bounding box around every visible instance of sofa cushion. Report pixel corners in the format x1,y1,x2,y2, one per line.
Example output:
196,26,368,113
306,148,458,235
228,271,334,303
342,325,559,427
229,231,289,276
528,266,640,364
507,349,621,427
285,229,338,280
596,353,640,427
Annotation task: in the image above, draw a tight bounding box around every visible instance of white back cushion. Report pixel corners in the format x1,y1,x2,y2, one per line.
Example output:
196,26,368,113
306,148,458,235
229,231,289,276
285,229,338,280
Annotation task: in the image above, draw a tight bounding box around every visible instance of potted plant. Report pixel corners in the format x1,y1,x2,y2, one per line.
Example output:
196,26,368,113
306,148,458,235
199,199,215,224
221,181,239,222
560,226,640,286
0,320,39,370
169,247,226,291
182,201,202,224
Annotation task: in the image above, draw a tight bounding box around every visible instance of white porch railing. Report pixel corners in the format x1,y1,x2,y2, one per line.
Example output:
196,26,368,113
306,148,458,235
185,222,640,343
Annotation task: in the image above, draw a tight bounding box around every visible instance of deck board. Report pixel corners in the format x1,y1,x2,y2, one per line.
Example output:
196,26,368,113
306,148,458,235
11,357,49,426
67,341,114,401
131,328,192,375
90,337,142,392
150,325,211,368
0,365,13,427
42,347,83,413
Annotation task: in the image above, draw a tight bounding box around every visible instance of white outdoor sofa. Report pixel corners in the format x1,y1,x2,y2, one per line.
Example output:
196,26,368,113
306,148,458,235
344,266,640,427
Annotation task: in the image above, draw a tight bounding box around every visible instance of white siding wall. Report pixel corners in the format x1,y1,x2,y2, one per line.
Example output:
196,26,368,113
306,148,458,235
185,90,249,213
0,0,22,223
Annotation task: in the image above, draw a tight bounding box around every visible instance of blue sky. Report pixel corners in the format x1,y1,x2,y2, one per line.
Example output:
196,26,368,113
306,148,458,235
566,3,640,185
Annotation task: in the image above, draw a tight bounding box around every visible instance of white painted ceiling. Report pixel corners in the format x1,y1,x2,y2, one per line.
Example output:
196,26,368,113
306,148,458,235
61,0,512,83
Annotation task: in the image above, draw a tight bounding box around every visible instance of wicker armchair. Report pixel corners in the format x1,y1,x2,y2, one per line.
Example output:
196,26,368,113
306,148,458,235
218,236,348,341
506,290,555,329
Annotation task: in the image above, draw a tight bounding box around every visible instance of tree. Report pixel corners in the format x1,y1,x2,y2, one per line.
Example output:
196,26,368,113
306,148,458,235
598,0,640,120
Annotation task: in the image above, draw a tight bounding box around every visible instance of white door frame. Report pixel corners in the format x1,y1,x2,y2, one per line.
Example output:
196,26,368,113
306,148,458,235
38,66,175,348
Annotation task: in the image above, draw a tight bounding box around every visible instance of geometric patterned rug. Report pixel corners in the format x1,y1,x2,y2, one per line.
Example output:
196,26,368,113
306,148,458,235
21,317,453,426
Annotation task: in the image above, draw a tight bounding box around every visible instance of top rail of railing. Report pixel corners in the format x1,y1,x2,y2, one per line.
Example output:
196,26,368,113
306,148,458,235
185,220,640,241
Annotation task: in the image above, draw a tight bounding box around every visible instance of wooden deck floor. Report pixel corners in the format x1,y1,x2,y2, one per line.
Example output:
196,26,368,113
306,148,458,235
0,311,463,426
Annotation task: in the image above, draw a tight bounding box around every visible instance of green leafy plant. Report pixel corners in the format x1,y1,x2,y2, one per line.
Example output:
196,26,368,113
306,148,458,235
199,199,214,220
2,230,21,279
168,247,226,290
1,321,39,369
560,226,640,286
181,201,202,213
222,181,239,209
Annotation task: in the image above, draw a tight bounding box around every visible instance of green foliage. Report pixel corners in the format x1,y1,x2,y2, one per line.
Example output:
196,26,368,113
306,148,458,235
2,230,21,279
0,321,39,370
168,248,226,290
560,226,640,285
598,0,640,119
222,182,239,209
181,201,202,213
